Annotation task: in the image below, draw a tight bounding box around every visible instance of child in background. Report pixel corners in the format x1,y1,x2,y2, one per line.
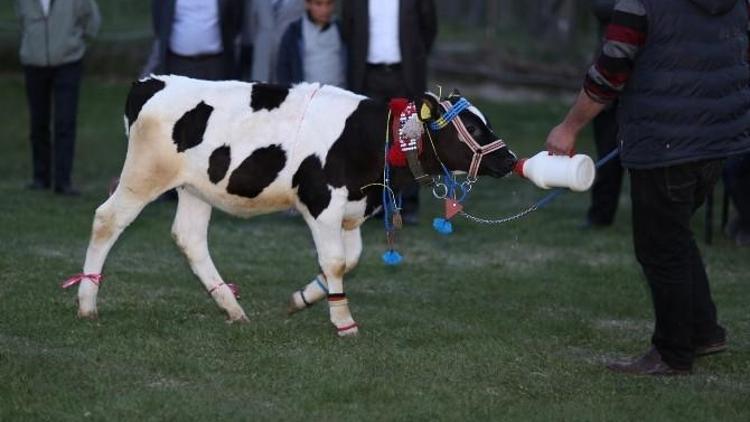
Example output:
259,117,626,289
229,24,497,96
276,0,345,87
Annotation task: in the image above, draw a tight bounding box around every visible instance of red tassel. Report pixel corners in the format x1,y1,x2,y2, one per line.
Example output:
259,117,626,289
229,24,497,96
389,98,409,115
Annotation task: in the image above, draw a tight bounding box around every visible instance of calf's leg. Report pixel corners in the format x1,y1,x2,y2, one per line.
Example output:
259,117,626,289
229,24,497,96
288,227,362,315
77,116,180,318
171,188,248,323
77,187,151,318
304,205,358,336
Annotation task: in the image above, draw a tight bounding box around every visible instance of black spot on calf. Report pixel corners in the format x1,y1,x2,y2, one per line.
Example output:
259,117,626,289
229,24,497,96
323,99,386,201
125,78,165,128
250,83,290,111
227,145,286,198
293,155,331,218
208,146,231,184
173,101,214,153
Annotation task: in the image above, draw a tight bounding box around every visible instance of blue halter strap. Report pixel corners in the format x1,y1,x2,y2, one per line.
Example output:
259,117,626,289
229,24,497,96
429,98,471,131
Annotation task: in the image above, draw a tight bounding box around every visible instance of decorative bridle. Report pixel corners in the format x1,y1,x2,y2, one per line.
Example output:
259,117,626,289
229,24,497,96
428,98,507,182
389,96,508,188
377,96,510,264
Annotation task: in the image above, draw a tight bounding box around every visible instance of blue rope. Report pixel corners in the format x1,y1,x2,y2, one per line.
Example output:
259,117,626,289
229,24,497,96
314,275,328,294
381,161,402,232
439,164,471,203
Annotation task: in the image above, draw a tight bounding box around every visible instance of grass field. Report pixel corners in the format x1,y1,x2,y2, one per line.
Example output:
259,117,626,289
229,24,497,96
1,74,748,421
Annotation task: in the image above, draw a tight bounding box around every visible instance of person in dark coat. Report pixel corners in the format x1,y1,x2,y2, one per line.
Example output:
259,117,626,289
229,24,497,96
583,0,625,228
340,0,437,224
545,0,750,375
151,0,243,80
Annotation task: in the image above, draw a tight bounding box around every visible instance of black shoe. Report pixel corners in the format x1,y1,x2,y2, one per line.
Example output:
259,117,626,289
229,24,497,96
579,217,612,230
734,228,750,247
724,217,740,238
606,347,690,376
695,339,728,357
26,180,50,190
54,185,81,196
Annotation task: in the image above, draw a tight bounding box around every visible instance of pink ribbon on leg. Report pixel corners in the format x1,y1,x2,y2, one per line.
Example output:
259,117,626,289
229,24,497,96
61,273,104,289
207,282,240,299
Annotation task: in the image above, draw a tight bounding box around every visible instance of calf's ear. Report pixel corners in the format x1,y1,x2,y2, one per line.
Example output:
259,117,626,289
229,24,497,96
418,93,440,122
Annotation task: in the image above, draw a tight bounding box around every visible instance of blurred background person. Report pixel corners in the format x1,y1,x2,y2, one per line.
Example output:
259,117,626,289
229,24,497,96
723,152,750,246
15,0,101,196
139,39,162,79
276,0,345,87
341,0,437,224
583,0,624,229
240,0,274,81
265,0,305,82
151,0,243,81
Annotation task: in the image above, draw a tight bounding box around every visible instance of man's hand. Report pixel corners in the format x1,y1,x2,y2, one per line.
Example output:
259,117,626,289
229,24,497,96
545,123,578,156
544,90,608,156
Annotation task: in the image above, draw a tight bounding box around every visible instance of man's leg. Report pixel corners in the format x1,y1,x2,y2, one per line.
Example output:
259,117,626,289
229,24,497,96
630,163,702,370
23,65,54,188
587,104,623,226
689,160,726,348
723,153,750,243
52,60,83,191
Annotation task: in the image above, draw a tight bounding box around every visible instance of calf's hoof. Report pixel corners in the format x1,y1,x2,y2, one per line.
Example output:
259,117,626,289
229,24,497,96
77,309,98,320
287,294,307,315
226,314,250,324
336,322,359,337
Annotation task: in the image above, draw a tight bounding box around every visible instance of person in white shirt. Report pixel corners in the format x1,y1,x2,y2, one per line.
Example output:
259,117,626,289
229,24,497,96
151,0,243,80
341,0,437,224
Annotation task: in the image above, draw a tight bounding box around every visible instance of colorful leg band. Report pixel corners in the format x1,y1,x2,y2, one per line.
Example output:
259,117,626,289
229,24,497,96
327,293,346,301
315,275,329,294
298,289,311,307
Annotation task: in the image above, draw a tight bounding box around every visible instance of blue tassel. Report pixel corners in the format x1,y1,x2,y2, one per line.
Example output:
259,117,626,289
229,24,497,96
382,250,403,266
433,218,453,235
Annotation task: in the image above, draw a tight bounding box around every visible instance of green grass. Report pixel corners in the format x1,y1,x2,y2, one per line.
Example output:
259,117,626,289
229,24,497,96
1,74,749,421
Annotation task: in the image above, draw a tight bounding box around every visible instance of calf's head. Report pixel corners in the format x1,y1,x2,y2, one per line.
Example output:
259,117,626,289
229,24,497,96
417,91,516,179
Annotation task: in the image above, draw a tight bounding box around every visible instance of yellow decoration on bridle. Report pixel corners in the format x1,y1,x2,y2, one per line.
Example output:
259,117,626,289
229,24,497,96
419,102,432,121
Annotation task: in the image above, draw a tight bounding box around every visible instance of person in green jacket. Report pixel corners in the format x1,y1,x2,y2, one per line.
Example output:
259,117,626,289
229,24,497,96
15,0,101,195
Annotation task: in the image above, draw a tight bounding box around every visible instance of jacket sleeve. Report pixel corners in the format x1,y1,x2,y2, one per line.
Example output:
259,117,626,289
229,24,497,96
227,0,244,41
151,0,160,36
276,26,294,84
251,0,274,81
13,0,23,31
419,0,437,54
340,0,353,44
592,0,616,25
80,0,102,39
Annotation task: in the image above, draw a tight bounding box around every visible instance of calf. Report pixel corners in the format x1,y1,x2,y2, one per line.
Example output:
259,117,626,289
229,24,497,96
68,75,516,335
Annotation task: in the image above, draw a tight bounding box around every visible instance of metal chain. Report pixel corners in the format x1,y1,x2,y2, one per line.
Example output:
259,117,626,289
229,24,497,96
453,148,622,226
457,189,562,225
458,205,538,225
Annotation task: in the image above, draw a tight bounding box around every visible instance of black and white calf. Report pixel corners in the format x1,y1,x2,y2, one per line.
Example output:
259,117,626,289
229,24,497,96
69,75,516,335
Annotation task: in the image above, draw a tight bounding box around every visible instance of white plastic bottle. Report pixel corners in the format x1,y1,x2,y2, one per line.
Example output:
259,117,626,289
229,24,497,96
514,151,596,192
